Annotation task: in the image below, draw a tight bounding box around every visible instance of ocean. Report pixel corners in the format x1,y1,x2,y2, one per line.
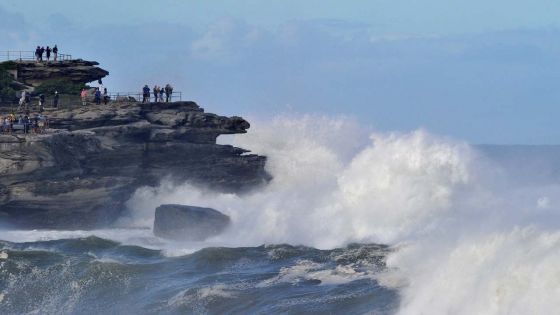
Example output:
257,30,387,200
1,115,559,314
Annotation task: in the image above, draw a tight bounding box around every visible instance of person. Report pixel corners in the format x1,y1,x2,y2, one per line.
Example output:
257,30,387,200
46,46,51,61
39,94,45,113
153,85,159,103
53,91,59,108
94,88,101,105
142,85,150,103
39,46,45,62
164,84,172,102
159,86,164,102
103,88,109,105
23,114,30,134
33,115,39,133
53,45,58,61
35,46,41,62
18,91,26,110
80,88,88,106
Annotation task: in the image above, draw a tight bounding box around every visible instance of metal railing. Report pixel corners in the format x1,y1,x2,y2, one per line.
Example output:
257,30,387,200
107,91,182,102
0,91,183,112
0,50,73,62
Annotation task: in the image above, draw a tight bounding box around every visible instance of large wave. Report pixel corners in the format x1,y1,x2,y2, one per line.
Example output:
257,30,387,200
125,114,560,314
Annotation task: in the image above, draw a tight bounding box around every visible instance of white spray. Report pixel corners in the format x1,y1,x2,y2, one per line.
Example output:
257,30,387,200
125,114,560,314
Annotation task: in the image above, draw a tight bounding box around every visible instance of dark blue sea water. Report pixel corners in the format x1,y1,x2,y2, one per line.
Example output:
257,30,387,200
0,237,397,314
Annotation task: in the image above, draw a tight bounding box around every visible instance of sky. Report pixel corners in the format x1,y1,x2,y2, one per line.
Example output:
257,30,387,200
1,0,560,144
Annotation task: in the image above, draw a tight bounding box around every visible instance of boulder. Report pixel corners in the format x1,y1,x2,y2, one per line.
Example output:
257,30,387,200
153,204,231,241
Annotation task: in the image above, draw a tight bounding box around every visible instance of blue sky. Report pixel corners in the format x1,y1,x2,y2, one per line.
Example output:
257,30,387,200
2,1,560,144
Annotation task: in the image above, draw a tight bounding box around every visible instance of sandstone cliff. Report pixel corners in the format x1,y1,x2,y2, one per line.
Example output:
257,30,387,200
0,101,269,229
3,59,108,90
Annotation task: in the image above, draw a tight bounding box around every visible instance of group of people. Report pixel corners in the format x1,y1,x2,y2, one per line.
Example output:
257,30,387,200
0,113,49,134
18,91,58,112
81,87,109,106
142,84,173,103
35,45,58,62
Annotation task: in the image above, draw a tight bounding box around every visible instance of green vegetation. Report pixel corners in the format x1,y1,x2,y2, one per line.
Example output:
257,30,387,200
0,69,16,102
34,79,86,95
0,61,17,72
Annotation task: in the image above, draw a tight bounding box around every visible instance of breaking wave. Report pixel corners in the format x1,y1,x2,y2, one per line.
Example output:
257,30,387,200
2,114,560,314
128,114,560,314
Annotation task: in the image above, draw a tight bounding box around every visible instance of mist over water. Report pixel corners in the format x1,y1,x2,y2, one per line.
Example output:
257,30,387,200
127,114,560,314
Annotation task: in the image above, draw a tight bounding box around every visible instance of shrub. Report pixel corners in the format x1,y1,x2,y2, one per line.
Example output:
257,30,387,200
0,61,17,71
34,79,86,95
0,70,16,102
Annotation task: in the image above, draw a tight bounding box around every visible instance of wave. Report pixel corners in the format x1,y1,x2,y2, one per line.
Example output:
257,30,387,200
2,114,560,313
0,238,393,314
126,114,560,314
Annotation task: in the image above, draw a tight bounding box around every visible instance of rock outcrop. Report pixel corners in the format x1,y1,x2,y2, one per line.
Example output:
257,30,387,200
8,59,108,89
0,101,269,229
153,204,231,241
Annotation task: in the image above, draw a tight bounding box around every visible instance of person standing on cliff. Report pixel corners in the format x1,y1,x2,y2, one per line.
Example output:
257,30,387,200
159,86,165,102
81,88,88,106
94,88,101,105
39,47,45,62
18,91,27,110
39,94,45,113
142,85,150,103
165,84,173,102
103,88,109,105
53,45,58,61
53,91,59,108
153,85,159,103
46,46,51,62
35,46,41,62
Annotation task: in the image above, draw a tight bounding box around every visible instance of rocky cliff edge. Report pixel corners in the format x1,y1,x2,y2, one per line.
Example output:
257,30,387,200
0,101,269,229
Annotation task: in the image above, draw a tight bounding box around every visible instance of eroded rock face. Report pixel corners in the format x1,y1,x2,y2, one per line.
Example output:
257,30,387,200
153,204,231,241
0,102,269,229
12,59,109,87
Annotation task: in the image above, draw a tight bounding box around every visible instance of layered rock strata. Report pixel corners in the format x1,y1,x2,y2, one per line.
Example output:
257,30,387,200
0,101,269,229
6,59,109,89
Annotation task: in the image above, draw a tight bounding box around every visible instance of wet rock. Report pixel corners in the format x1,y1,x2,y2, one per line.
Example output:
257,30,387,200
153,204,231,241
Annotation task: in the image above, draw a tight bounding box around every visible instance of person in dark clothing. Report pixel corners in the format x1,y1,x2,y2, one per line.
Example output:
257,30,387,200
153,85,159,103
94,88,101,105
35,46,41,62
23,115,29,134
142,85,150,103
103,88,109,104
46,46,51,61
53,45,58,61
39,47,45,61
53,91,59,108
164,84,173,102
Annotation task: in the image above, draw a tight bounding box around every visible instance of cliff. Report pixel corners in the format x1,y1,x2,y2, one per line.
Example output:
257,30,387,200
2,59,108,91
0,101,269,229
